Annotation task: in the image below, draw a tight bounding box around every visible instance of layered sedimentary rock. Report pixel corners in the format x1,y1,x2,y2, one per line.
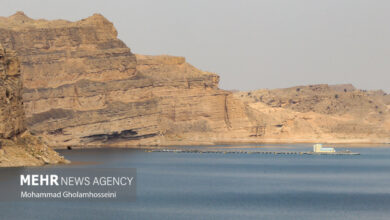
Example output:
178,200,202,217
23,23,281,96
0,12,253,147
235,84,390,143
0,45,24,138
0,44,67,167
1,12,388,146
135,54,252,145
0,11,136,89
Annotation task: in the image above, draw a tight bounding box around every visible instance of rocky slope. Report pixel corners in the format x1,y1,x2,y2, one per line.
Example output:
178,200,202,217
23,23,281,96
0,12,253,147
235,84,390,143
0,44,68,167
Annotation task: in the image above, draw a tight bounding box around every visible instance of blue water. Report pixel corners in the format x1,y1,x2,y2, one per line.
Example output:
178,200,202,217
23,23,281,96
1,144,390,220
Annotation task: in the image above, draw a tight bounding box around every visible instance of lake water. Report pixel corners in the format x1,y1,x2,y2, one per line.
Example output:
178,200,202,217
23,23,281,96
1,144,390,220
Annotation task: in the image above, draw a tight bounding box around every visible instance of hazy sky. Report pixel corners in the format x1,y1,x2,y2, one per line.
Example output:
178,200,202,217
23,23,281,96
1,0,389,92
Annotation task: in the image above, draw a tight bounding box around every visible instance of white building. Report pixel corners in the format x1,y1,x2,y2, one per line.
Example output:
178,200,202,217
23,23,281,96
313,144,335,153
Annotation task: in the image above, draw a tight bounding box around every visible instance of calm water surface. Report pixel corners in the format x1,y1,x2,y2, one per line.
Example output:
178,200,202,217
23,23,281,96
0,144,390,220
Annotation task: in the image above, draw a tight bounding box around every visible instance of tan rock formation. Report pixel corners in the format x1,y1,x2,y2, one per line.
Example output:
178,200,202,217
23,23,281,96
0,12,253,147
135,54,253,145
235,84,390,143
1,12,387,146
0,44,68,167
0,45,24,138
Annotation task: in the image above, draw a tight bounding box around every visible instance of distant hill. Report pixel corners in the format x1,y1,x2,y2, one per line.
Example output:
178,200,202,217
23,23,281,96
235,84,390,143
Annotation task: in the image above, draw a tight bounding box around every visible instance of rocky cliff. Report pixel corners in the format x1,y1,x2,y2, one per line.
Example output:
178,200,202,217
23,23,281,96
235,84,390,143
0,12,253,147
1,12,388,146
135,54,252,145
0,45,24,138
0,44,67,167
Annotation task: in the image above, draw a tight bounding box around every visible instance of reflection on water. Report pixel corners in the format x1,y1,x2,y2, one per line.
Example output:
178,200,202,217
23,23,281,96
1,144,390,220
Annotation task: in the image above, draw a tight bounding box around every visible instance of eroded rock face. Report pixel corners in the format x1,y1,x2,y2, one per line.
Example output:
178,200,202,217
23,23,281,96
0,44,24,138
0,12,253,146
0,44,68,167
235,84,390,143
135,55,253,145
3,12,386,146
0,12,136,89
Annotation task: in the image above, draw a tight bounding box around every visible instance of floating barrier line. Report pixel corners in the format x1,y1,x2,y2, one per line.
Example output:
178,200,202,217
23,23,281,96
146,149,360,155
